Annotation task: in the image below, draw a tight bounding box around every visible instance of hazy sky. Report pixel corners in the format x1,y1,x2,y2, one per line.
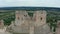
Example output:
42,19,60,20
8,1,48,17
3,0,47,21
0,0,60,7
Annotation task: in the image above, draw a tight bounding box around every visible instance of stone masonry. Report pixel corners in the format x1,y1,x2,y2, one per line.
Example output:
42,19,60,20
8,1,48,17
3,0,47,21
7,10,52,34
0,20,4,29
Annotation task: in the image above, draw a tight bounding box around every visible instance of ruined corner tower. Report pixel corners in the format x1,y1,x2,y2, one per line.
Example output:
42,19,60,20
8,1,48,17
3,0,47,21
33,10,46,26
33,10,51,34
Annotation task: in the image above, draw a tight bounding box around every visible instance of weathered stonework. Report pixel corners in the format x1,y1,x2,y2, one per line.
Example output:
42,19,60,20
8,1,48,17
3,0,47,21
7,10,52,34
33,10,46,26
33,11,51,34
56,20,60,34
0,20,4,29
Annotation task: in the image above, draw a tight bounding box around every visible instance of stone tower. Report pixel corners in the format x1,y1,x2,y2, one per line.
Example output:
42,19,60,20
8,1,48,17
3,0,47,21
33,10,46,26
10,11,30,33
15,11,30,26
33,10,52,34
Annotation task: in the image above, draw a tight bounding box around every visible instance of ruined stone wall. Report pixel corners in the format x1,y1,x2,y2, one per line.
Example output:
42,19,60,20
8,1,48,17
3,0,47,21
8,10,52,34
0,20,4,29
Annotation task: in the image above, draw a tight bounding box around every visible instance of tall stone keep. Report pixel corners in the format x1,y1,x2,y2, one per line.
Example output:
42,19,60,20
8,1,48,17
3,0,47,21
33,10,52,34
12,11,30,33
15,11,22,26
15,11,30,26
33,10,46,26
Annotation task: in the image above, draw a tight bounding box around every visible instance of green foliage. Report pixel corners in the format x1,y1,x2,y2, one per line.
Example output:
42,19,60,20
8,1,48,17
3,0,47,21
0,11,15,26
47,11,58,32
28,12,33,17
3,15,15,26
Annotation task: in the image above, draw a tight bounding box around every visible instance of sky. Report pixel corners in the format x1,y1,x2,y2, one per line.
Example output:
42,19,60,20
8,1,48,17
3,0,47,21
0,0,60,7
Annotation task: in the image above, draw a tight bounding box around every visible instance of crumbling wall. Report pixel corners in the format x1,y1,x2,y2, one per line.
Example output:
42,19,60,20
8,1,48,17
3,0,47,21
7,10,52,34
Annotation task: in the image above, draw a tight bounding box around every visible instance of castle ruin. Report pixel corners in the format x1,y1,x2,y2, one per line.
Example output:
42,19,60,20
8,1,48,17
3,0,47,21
7,10,52,34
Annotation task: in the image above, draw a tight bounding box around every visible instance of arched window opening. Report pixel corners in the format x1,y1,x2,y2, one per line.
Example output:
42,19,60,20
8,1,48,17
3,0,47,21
24,15,27,17
40,17,42,20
